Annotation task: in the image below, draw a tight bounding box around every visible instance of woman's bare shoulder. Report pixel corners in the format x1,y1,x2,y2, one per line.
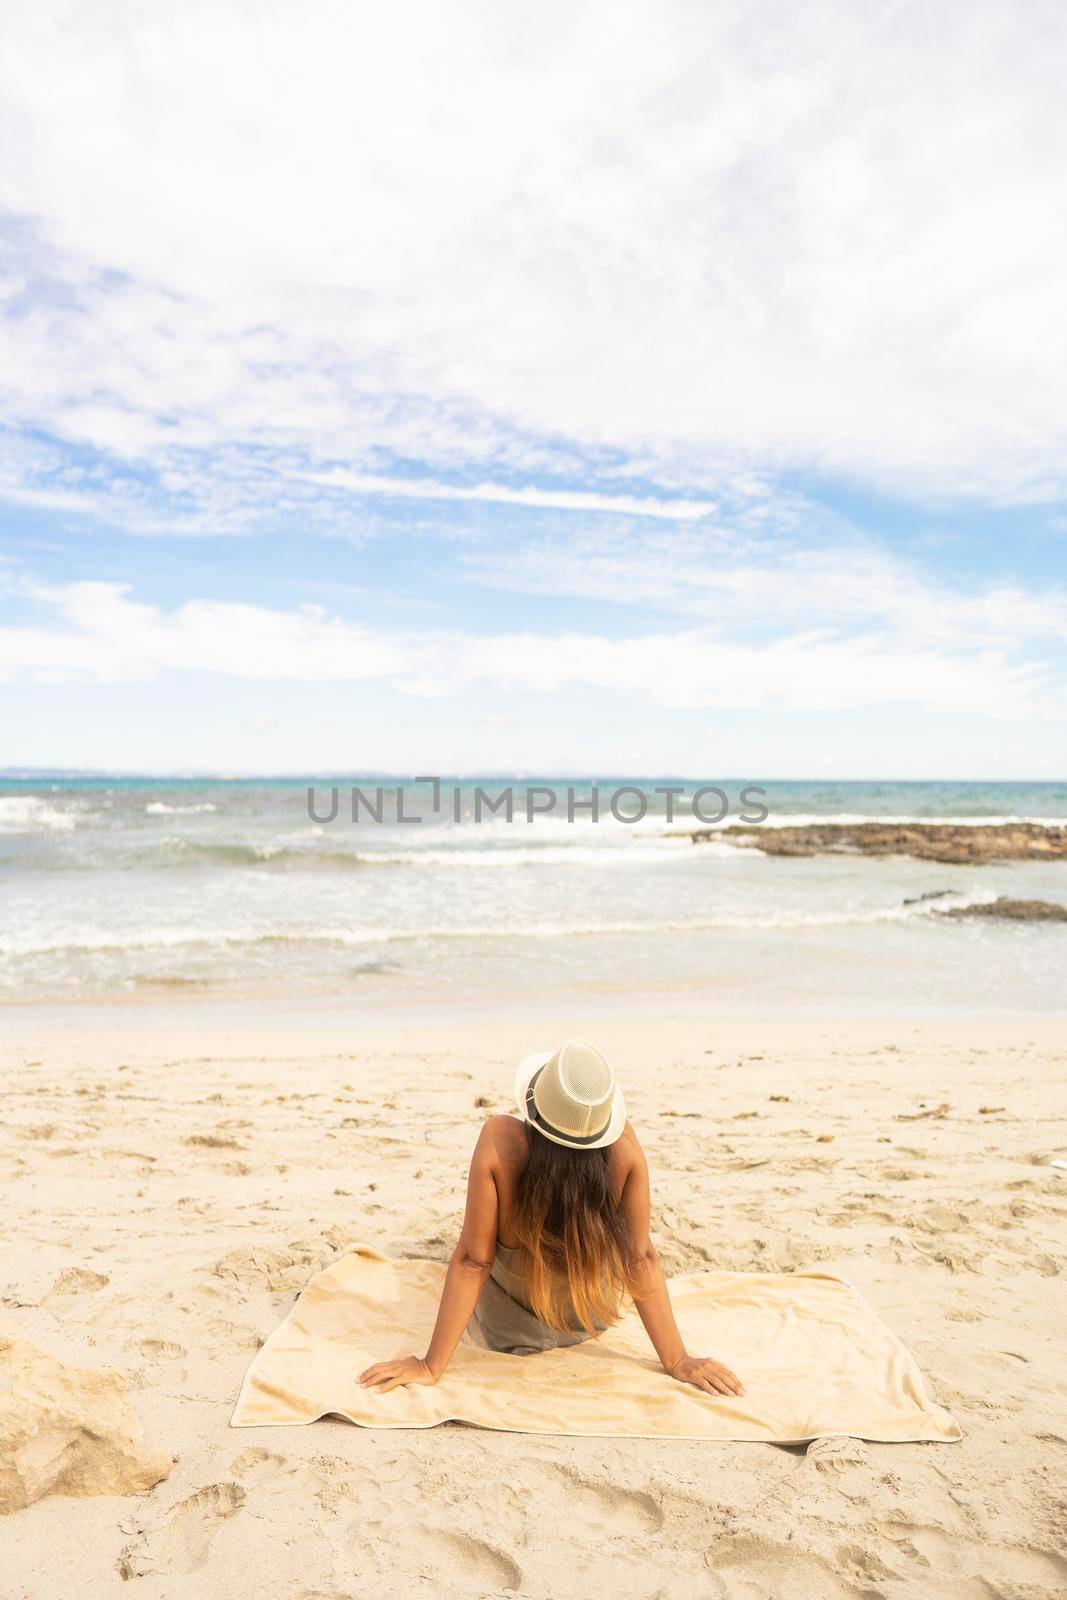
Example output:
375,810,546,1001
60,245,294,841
477,1114,528,1164
610,1119,645,1175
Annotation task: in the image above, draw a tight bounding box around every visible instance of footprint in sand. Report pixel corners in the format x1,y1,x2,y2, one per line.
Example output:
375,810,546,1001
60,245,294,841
206,1316,263,1351
119,1482,245,1578
404,1528,522,1593
804,1435,871,1474
1028,1251,1061,1277
230,1446,286,1484
912,1203,970,1233
833,1542,898,1584
538,1463,665,1534
41,1267,109,1308
876,1520,1067,1589
138,1337,187,1361
982,1544,1067,1589
212,1244,326,1294
702,1533,868,1599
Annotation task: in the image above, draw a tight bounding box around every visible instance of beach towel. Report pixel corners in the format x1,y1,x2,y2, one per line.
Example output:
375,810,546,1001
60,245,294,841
231,1246,961,1443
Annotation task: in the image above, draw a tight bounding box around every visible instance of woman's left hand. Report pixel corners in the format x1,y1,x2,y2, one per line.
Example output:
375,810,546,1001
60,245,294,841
669,1354,745,1396
358,1355,438,1391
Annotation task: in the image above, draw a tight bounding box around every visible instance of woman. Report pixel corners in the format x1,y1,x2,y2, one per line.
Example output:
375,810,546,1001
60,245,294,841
358,1038,745,1399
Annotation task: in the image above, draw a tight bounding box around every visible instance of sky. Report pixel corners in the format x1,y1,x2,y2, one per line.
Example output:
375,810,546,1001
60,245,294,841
0,0,1065,777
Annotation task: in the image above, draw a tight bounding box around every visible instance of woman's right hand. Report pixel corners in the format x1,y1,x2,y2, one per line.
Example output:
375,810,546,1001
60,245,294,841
358,1355,438,1391
669,1354,745,1396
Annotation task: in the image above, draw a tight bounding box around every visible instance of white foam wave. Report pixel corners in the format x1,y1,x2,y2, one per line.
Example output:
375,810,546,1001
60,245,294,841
0,796,78,834
0,925,390,957
445,796,1065,835
356,839,697,868
470,808,748,838
145,801,218,815
0,891,1011,958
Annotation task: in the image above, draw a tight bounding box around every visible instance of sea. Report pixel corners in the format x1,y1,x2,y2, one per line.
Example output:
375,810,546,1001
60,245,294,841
1,777,1065,1017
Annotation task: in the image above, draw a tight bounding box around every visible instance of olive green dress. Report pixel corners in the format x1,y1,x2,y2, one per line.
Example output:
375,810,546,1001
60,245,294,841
467,1242,607,1356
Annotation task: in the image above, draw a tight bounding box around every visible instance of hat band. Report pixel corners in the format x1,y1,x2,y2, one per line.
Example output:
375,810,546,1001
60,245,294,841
525,1068,610,1146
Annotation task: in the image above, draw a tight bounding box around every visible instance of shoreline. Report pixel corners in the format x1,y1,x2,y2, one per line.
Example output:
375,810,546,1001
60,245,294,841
4,985,1067,1034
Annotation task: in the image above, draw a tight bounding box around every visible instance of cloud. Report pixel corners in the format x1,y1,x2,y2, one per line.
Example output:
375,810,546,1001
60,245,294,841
299,470,716,522
0,0,1065,527
2,576,1062,720
459,530,1067,649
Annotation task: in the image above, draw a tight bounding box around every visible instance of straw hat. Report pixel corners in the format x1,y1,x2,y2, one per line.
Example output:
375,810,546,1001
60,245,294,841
514,1038,626,1150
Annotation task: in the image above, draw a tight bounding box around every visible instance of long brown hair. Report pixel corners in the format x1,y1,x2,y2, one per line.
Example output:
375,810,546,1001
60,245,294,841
510,1124,641,1334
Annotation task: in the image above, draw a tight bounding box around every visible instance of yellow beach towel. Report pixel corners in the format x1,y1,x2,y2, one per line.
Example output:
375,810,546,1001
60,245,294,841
231,1246,961,1444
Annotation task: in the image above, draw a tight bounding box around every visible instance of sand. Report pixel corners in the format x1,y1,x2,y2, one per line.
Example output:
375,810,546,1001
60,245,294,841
2,1007,1065,1599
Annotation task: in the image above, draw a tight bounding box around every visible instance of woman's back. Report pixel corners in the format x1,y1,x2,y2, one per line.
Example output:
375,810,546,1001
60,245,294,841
486,1112,635,1248
462,1114,641,1354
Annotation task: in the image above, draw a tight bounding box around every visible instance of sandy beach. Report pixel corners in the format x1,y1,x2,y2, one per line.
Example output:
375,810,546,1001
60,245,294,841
3,1006,1064,1598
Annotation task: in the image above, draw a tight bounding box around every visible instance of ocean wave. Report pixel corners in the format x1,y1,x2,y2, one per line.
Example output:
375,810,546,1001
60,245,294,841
0,925,384,957
361,839,698,867
145,801,217,815
135,836,701,870
0,925,422,957
0,891,1007,958
0,796,78,834
399,805,1067,835
153,840,380,869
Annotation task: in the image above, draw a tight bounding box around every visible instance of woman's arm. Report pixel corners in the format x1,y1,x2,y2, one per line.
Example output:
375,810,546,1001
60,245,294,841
620,1129,745,1397
358,1117,501,1391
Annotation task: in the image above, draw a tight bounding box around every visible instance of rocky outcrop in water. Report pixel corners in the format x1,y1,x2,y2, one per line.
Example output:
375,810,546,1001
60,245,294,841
692,822,1067,866
0,1331,171,1513
937,897,1067,922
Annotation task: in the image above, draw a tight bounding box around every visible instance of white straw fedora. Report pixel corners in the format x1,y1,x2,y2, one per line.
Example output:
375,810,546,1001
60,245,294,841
514,1037,626,1150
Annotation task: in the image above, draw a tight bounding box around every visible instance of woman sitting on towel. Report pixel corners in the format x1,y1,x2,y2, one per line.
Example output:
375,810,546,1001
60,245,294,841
358,1038,745,1398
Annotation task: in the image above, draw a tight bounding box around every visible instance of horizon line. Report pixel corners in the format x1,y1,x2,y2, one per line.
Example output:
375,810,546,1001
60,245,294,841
2,770,1065,786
